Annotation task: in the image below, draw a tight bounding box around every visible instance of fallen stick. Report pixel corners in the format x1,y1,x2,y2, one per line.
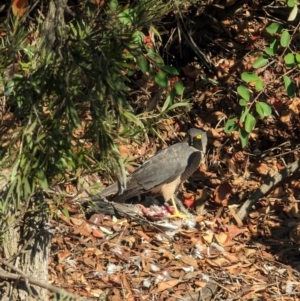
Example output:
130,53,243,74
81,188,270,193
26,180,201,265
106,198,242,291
237,159,300,221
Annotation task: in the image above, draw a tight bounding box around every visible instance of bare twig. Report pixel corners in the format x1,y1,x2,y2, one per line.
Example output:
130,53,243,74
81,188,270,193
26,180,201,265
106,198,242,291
0,262,90,301
0,259,33,297
175,13,215,73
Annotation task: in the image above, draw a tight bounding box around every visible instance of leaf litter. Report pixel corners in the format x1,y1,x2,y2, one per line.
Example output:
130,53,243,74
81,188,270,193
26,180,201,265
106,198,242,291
48,1,300,300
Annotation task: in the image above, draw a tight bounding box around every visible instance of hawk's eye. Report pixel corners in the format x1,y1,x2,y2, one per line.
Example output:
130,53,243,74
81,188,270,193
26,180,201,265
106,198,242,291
195,134,202,139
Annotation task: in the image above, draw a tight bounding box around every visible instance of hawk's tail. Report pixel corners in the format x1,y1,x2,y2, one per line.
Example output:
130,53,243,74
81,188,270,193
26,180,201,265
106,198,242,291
90,182,119,201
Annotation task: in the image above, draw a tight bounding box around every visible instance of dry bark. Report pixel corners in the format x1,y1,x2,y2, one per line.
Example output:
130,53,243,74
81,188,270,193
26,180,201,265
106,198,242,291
1,195,51,301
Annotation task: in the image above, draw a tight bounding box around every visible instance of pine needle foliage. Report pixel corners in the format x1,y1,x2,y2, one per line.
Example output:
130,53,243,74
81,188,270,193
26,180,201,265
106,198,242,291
0,0,169,227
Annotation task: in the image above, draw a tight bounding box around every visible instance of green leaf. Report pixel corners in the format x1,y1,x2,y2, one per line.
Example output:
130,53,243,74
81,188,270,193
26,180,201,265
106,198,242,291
23,178,32,199
118,8,135,25
132,31,142,44
154,71,168,88
266,23,283,34
108,0,118,10
150,25,162,42
62,206,70,221
237,85,251,102
259,102,272,116
11,160,20,183
284,53,295,67
148,66,156,79
123,111,143,127
239,129,249,148
245,113,256,133
174,81,184,95
224,117,238,133
256,102,272,119
127,69,135,76
255,79,264,91
67,101,80,126
283,75,296,97
288,4,298,21
253,56,269,68
265,47,275,56
295,54,300,63
269,38,279,53
255,102,265,119
287,0,297,7
160,65,179,75
137,56,148,73
166,101,190,111
239,99,248,106
281,30,291,47
36,170,48,190
240,109,248,123
241,72,259,83
7,179,17,202
25,120,37,134
161,92,172,112
147,52,164,67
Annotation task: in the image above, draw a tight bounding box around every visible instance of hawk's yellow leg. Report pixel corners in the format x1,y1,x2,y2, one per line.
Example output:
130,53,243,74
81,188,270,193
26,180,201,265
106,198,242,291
169,195,189,219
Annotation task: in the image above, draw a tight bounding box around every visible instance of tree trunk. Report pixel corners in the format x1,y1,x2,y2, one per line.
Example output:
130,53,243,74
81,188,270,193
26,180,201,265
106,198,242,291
1,195,51,301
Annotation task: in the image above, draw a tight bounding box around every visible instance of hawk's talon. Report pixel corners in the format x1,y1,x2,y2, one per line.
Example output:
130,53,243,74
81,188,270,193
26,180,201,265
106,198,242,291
169,211,189,219
169,195,189,219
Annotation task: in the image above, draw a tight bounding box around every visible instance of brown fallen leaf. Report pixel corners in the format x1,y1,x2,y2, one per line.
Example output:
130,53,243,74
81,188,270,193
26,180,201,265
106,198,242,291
162,250,174,261
180,255,198,267
280,109,291,123
88,213,104,225
92,228,105,238
119,145,129,158
206,257,230,267
109,274,122,285
91,0,105,6
290,224,300,244
208,114,226,129
268,186,284,198
202,232,214,244
156,279,180,293
213,182,232,206
289,97,300,114
73,221,93,236
226,224,247,238
90,288,105,297
231,176,246,186
214,232,231,245
255,162,273,175
57,250,71,263
70,217,85,226
283,199,300,219
223,252,239,263
182,64,202,79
